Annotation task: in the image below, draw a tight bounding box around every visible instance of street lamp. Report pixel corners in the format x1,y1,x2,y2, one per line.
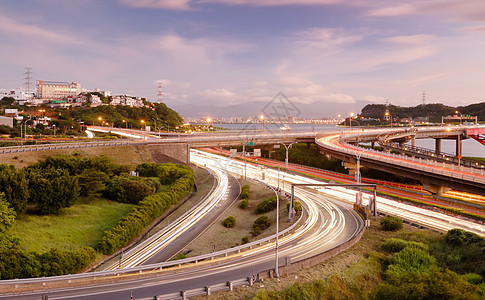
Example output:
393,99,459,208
278,141,296,219
98,116,102,126
455,110,462,125
122,119,127,129
152,118,157,133
260,114,265,130
384,112,392,127
349,112,354,129
206,117,212,131
140,119,146,130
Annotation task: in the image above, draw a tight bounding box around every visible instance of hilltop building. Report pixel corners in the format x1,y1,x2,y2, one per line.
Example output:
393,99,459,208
1,88,34,105
36,80,81,100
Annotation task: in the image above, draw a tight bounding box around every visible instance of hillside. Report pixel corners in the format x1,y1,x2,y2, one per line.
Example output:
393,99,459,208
360,102,485,123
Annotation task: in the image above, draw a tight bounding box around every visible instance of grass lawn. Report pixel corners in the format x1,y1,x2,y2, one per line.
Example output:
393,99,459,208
10,198,134,253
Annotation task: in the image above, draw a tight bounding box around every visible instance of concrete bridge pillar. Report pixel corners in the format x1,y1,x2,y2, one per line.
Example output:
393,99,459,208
342,162,359,178
371,141,375,149
456,135,462,158
435,138,441,154
423,182,451,196
411,136,415,148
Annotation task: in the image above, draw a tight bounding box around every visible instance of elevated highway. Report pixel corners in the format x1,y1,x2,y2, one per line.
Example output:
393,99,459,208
316,126,485,196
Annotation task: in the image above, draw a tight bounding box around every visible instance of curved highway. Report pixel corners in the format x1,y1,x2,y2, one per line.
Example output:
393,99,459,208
316,127,485,196
0,150,363,300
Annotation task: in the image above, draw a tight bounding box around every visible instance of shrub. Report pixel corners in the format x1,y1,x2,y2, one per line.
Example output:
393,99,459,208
27,167,80,215
170,253,186,261
445,228,485,246
380,216,403,231
239,198,248,209
463,273,483,285
241,184,251,199
241,236,249,244
256,196,277,214
97,163,195,254
104,175,159,204
0,246,96,279
251,215,271,236
381,238,428,253
223,216,236,228
0,165,29,214
286,200,302,213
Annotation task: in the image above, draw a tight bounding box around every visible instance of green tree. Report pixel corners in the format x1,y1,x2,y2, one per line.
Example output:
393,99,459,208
0,193,16,251
27,167,80,215
223,216,236,228
0,165,29,214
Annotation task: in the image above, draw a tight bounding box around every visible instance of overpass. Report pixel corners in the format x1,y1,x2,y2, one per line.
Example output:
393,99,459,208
2,125,484,195
316,125,485,196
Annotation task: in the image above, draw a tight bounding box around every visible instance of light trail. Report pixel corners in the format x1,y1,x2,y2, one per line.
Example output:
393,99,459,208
106,164,229,269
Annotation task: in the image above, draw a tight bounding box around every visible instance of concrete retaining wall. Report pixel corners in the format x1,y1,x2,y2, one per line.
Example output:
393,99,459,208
146,143,190,164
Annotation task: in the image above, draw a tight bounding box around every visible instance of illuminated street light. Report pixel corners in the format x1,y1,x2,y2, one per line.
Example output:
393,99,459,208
384,111,392,127
455,110,462,125
349,112,354,129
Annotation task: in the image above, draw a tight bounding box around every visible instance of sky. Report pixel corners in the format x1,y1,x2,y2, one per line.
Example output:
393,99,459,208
0,0,484,118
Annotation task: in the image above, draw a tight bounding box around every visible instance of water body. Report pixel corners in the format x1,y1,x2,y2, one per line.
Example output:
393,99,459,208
214,123,485,158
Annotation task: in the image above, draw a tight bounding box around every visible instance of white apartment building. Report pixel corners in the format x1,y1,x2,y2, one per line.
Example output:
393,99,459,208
1,88,35,105
36,80,81,100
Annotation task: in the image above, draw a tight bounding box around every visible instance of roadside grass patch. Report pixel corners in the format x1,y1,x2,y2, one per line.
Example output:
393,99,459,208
10,198,134,253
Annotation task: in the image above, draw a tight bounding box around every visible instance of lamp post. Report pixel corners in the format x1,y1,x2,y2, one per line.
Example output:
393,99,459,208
349,112,354,129
152,118,157,133
140,119,145,130
279,141,296,219
260,114,265,131
275,182,280,278
355,154,361,184
98,116,102,126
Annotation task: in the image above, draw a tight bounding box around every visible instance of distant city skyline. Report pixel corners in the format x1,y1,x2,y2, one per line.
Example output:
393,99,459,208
0,1,484,117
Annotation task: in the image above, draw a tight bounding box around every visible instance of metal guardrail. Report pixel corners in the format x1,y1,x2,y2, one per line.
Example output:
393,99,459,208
0,140,141,154
137,277,252,300
384,142,485,169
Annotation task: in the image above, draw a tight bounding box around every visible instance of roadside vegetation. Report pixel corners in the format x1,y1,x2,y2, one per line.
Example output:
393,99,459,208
193,220,485,300
0,156,195,279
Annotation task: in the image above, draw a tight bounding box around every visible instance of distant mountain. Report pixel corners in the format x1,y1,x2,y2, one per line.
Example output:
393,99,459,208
361,102,485,122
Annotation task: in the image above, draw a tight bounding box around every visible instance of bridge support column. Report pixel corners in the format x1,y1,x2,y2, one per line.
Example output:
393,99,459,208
423,182,451,196
435,138,441,155
342,162,360,177
456,135,462,158
411,136,415,147
371,141,375,149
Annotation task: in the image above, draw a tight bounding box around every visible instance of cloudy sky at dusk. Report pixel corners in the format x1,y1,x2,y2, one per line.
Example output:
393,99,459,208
0,0,484,117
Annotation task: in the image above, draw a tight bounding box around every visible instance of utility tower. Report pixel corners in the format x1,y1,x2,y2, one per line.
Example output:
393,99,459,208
157,82,163,102
24,67,33,93
422,91,426,106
